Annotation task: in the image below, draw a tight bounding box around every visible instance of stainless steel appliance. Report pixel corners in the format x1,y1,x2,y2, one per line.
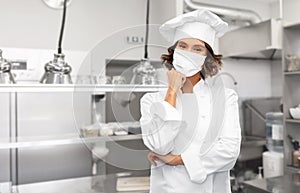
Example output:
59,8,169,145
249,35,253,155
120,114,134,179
0,92,93,185
0,93,11,182
15,92,92,184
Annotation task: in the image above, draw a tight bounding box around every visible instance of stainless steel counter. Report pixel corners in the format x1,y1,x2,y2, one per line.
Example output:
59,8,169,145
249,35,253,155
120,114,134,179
11,174,149,193
0,134,143,149
243,173,300,193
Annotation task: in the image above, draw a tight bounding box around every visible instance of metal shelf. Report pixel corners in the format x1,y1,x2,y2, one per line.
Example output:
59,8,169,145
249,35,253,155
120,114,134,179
219,19,282,60
0,133,142,150
285,166,300,174
283,21,300,29
286,119,300,124
284,71,300,76
0,84,167,93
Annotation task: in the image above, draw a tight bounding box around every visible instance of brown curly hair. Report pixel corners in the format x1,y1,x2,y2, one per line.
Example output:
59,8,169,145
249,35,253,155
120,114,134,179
161,41,223,80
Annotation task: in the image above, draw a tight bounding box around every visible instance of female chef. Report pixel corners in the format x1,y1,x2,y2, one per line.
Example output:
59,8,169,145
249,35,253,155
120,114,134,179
139,9,241,193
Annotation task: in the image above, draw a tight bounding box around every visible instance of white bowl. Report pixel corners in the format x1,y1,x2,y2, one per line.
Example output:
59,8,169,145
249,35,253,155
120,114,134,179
289,107,300,119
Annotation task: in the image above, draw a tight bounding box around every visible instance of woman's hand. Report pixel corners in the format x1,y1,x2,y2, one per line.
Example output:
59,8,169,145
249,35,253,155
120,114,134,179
167,69,186,93
147,151,184,166
164,69,186,107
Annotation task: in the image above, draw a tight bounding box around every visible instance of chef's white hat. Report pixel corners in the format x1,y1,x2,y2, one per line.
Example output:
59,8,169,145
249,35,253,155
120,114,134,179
159,9,228,50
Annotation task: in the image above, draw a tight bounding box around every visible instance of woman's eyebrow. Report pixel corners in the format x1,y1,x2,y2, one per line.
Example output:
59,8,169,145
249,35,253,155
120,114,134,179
178,41,187,45
193,44,205,48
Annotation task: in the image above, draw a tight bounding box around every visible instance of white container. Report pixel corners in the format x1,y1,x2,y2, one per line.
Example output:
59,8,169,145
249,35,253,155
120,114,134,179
289,105,300,119
263,151,284,178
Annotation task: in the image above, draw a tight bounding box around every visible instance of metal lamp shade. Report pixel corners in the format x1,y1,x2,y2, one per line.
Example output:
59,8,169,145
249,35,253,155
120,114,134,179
40,53,72,84
0,50,16,84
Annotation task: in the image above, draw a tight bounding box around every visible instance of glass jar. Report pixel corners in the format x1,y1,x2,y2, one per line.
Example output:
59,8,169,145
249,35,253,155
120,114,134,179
266,112,284,152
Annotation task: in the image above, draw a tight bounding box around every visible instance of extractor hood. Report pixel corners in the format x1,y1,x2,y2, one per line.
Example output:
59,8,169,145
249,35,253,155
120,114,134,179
219,19,282,60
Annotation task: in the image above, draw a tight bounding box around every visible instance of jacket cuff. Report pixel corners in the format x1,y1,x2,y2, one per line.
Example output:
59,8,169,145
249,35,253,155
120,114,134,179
181,147,207,184
150,101,181,121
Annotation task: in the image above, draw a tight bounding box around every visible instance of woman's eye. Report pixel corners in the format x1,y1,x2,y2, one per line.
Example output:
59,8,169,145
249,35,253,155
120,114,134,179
179,45,186,49
193,48,202,52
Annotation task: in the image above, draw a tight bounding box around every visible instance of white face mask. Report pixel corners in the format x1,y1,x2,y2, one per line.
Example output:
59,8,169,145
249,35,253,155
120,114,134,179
172,49,206,77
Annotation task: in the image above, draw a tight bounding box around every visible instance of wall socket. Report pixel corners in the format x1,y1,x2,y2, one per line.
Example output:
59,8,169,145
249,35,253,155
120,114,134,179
126,36,144,44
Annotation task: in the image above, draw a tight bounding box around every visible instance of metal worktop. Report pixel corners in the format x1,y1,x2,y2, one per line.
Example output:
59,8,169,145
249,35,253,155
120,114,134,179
12,174,149,193
0,134,143,149
243,173,300,193
0,84,167,93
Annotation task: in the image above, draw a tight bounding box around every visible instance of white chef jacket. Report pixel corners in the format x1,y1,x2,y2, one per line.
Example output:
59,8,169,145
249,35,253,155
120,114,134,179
140,79,241,193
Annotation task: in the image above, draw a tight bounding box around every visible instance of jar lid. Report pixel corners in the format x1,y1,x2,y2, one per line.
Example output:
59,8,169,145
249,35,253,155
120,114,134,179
266,112,283,117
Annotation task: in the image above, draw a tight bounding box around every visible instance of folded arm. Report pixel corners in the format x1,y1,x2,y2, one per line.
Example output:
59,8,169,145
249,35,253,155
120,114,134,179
140,93,186,155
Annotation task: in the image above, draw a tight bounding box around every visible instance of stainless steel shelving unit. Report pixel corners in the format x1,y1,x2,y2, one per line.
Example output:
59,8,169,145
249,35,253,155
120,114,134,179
0,84,166,149
0,83,164,185
285,119,300,124
282,15,300,173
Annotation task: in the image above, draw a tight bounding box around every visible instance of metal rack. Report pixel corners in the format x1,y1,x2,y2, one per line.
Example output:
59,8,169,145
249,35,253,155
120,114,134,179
0,83,166,150
282,8,300,173
0,84,163,185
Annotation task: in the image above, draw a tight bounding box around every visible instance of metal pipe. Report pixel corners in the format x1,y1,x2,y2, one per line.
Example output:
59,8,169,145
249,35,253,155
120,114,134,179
184,0,262,24
144,0,150,59
214,72,238,85
58,0,67,54
279,0,283,19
